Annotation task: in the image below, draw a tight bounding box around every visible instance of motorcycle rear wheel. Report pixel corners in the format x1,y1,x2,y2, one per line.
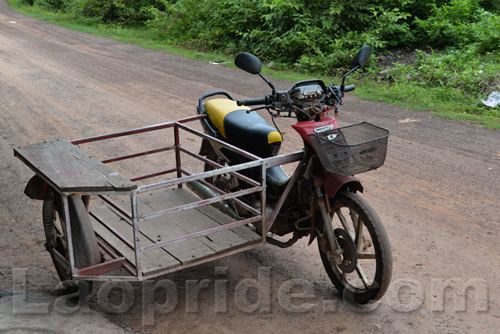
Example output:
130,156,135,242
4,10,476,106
317,191,392,305
43,195,101,292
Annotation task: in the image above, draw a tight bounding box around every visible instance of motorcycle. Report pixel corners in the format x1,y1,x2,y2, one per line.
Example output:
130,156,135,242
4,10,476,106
194,45,392,304
15,45,391,305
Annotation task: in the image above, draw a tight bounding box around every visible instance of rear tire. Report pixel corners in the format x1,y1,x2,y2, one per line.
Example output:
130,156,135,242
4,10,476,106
317,191,392,304
43,195,101,292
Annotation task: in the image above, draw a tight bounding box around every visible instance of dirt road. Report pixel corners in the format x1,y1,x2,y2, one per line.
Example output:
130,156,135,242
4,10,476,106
1,2,499,333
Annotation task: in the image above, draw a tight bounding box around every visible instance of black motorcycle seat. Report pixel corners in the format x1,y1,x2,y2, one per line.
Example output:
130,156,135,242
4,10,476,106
205,99,289,192
205,99,282,151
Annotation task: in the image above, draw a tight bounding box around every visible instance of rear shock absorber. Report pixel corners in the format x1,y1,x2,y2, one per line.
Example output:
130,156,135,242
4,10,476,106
42,199,55,249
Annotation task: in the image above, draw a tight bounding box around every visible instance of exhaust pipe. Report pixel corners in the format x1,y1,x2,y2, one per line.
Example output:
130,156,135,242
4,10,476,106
186,181,240,220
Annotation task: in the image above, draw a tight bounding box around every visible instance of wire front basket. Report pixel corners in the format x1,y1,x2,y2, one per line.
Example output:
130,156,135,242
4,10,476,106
308,122,390,176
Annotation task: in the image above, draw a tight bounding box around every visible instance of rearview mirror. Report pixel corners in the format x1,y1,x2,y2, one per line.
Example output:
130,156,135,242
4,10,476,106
235,52,262,75
352,45,372,69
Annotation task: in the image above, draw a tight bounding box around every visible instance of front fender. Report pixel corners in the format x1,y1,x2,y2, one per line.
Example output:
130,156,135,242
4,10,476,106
323,171,363,198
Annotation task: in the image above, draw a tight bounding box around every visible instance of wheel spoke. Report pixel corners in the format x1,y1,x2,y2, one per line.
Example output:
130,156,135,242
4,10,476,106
356,264,370,288
53,222,63,236
357,252,376,259
355,215,364,250
318,192,392,304
349,209,358,233
336,210,354,237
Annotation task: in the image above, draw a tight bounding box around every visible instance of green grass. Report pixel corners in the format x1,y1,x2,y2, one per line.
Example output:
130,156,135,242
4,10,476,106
354,78,500,129
7,1,500,129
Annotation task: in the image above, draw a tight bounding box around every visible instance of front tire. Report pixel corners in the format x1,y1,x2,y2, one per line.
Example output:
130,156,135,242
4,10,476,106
317,191,392,304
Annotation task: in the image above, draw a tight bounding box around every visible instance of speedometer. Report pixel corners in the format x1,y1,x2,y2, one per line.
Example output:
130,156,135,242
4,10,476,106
291,84,324,100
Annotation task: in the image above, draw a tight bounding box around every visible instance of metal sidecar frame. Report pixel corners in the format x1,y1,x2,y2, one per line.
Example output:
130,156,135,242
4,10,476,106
14,115,303,282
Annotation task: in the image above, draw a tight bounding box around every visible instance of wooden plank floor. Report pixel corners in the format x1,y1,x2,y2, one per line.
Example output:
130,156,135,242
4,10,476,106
90,187,261,277
91,205,180,276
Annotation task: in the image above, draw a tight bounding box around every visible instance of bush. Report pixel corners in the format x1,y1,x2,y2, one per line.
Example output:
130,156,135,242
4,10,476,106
33,0,69,10
481,0,500,14
146,0,415,71
64,0,166,26
388,47,500,95
416,0,500,52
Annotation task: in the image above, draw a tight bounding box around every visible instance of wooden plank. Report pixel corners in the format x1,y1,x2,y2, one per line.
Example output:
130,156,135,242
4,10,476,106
90,205,181,276
173,188,261,243
76,257,126,276
139,188,260,254
14,138,136,193
107,197,218,266
140,190,249,254
89,187,261,276
50,139,137,191
135,195,218,264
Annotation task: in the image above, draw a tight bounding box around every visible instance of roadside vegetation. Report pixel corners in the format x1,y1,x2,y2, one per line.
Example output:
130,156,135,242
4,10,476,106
9,0,500,128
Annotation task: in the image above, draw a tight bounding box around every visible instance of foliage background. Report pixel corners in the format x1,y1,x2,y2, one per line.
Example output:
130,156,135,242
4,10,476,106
13,0,500,127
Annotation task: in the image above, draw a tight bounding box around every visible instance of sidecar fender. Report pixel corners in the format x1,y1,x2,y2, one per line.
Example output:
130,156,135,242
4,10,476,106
324,171,363,198
24,174,49,200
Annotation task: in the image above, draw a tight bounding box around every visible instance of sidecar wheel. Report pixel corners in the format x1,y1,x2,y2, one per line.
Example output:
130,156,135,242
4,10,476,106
317,191,392,305
43,195,101,293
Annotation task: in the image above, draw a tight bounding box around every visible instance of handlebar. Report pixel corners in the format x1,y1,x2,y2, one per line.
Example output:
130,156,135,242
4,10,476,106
236,84,355,112
237,97,268,106
344,85,356,93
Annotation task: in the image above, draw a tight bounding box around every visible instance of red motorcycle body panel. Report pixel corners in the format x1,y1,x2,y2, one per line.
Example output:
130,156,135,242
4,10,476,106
291,115,339,146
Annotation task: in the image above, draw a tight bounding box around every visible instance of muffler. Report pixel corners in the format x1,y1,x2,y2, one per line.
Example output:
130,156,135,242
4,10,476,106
186,181,240,220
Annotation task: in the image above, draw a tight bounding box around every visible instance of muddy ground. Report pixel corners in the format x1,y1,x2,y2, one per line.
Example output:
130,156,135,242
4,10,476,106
1,2,499,333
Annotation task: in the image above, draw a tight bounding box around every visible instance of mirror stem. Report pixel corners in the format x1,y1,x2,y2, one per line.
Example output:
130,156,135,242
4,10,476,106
340,65,360,94
259,73,276,94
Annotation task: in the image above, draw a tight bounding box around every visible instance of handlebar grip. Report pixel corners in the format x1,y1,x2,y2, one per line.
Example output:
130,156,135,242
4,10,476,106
344,85,356,92
237,98,267,106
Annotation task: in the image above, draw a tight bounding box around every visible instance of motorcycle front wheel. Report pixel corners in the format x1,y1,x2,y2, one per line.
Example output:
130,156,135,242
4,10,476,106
317,191,392,305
